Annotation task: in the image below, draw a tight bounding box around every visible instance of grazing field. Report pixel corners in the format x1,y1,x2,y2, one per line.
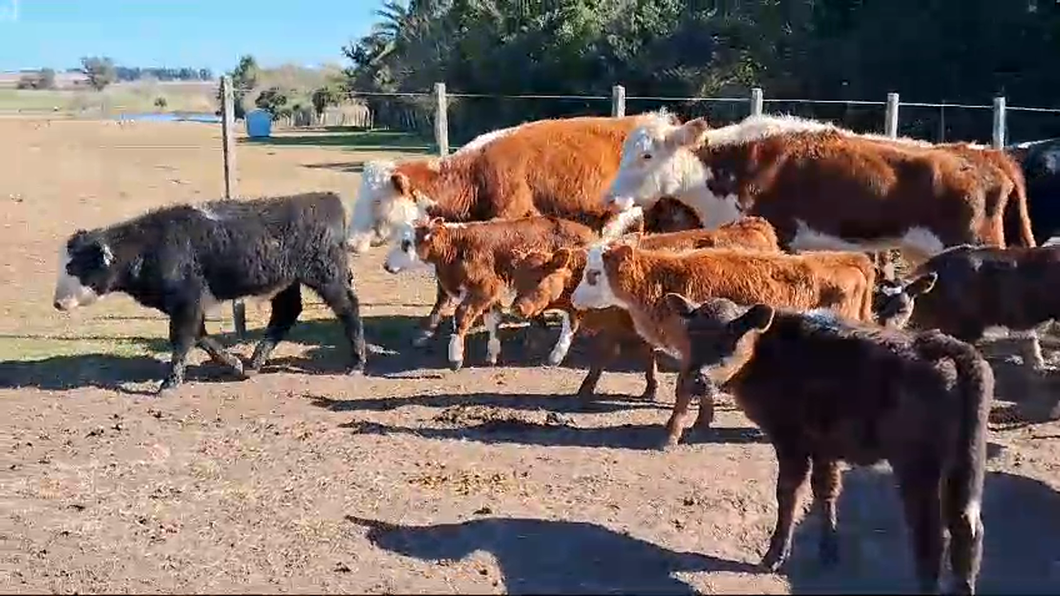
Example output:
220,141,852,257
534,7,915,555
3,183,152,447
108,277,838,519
2,118,1060,594
0,80,217,115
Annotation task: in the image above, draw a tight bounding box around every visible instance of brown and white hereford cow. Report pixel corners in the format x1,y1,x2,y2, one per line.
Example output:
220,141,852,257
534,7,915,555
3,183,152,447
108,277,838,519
569,242,880,446
602,113,1036,264
666,295,989,592
384,215,598,370
349,112,683,254
509,216,782,400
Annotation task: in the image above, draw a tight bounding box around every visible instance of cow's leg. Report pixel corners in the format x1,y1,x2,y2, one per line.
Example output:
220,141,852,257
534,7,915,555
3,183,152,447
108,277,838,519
1010,328,1049,371
312,273,368,375
483,305,503,366
692,383,717,431
761,444,811,572
811,455,841,566
448,295,491,371
413,280,454,347
576,333,619,399
547,310,580,366
663,370,696,448
247,283,303,373
637,342,659,401
894,460,945,594
196,318,245,376
160,302,204,393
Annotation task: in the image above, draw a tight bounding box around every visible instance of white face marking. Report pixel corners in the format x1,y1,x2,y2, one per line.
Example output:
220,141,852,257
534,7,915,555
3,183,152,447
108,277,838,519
605,120,711,212
880,284,903,297
547,311,574,366
600,205,645,239
53,244,100,311
571,244,627,310
348,160,426,255
484,309,502,365
382,225,431,274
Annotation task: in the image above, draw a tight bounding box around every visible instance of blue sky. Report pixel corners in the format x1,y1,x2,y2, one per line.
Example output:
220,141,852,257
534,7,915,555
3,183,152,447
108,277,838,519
0,0,386,72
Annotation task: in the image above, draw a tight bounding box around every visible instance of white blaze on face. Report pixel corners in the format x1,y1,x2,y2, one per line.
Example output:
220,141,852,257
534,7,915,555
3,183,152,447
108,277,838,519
571,244,626,310
382,225,428,274
53,244,99,311
605,116,711,214
348,160,426,254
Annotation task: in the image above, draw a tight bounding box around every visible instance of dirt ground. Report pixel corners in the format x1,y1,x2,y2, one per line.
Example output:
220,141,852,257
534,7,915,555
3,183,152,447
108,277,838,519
2,118,1059,594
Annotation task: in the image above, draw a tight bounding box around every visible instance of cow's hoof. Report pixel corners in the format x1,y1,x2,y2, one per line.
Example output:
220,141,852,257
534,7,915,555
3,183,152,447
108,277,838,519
759,547,789,573
157,378,182,395
346,366,366,377
227,359,247,378
546,352,564,367
638,387,658,401
660,434,681,452
448,360,463,372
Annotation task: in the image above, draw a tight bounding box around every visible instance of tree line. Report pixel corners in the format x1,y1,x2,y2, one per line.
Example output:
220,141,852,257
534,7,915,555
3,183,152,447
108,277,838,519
343,0,1060,144
17,57,214,91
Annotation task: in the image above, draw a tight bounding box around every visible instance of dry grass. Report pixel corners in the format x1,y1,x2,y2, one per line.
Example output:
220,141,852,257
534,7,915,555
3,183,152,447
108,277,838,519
1,119,1059,593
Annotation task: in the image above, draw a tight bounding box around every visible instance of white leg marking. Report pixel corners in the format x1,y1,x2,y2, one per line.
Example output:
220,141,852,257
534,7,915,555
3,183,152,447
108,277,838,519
964,499,982,540
484,309,502,365
548,311,574,366
448,333,464,364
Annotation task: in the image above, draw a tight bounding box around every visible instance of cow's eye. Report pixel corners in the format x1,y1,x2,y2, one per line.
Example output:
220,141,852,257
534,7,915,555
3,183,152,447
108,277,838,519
402,239,412,251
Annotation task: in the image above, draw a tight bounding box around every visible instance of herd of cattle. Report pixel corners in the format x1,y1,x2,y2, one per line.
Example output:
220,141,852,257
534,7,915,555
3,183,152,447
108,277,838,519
49,110,1060,593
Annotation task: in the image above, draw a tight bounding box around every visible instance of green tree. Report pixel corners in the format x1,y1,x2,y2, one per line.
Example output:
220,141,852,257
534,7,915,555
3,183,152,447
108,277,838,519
80,56,117,91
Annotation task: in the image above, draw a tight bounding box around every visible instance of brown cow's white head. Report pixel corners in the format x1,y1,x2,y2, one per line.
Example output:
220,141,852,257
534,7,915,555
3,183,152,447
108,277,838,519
603,115,711,214
348,160,437,255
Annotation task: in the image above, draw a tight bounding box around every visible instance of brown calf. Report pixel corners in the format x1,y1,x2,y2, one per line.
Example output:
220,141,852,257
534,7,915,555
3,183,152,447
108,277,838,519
509,217,782,400
569,243,878,446
876,244,1060,381
384,215,597,370
666,295,990,593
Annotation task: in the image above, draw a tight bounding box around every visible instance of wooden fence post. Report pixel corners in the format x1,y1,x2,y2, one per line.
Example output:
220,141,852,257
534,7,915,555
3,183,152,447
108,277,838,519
611,85,626,117
750,87,764,117
434,82,449,157
220,76,247,339
992,96,1007,149
884,92,900,138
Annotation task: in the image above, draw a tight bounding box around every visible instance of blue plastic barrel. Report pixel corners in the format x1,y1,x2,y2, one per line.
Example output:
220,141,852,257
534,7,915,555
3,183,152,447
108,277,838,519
245,109,272,138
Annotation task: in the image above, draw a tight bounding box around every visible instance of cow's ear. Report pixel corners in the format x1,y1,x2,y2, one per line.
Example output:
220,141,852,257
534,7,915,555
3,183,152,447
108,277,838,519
549,248,572,271
737,304,775,334
664,292,698,319
905,272,938,297
429,216,446,228
86,239,114,269
668,117,709,148
390,172,412,195
609,243,635,261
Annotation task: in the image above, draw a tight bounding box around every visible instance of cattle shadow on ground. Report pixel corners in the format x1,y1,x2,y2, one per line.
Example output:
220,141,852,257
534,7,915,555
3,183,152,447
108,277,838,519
309,390,670,416
302,161,369,174
342,415,765,451
784,467,1060,594
347,514,759,594
0,353,242,393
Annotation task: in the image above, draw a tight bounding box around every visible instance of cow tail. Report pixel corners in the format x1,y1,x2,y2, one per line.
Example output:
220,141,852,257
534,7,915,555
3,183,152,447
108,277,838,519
1004,173,1037,247
914,331,990,586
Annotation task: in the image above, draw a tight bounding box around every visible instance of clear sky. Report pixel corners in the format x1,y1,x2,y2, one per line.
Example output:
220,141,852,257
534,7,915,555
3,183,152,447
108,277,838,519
0,0,385,72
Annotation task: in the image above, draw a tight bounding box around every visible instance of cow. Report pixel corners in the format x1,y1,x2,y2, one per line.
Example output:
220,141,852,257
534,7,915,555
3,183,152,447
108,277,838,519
509,216,782,401
52,192,366,392
383,215,598,370
348,113,683,255
665,294,990,594
1007,137,1060,244
569,242,879,446
874,244,1060,379
602,113,1036,268
350,113,684,347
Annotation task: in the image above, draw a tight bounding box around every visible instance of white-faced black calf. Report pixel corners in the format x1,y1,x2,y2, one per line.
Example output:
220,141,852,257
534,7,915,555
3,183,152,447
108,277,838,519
665,294,990,594
53,192,366,392
876,243,1060,372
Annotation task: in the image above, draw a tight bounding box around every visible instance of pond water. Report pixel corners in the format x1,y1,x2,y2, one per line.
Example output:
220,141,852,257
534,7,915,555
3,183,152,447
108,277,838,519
113,112,222,124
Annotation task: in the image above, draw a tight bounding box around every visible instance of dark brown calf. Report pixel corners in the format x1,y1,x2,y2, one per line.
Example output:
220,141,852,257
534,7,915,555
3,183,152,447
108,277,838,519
667,294,990,593
875,243,1060,373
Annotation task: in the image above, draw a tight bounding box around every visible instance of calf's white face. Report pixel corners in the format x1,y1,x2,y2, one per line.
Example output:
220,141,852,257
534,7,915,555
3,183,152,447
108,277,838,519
53,234,113,311
604,118,710,213
382,225,432,274
570,245,625,310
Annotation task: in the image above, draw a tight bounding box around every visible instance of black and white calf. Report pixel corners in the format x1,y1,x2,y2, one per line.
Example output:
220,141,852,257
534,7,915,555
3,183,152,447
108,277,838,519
53,191,367,392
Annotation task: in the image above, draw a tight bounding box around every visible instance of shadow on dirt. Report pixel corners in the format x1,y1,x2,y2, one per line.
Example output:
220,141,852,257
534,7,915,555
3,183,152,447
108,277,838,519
347,514,760,594
309,390,669,415
343,414,765,451
0,353,241,393
784,467,1060,594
